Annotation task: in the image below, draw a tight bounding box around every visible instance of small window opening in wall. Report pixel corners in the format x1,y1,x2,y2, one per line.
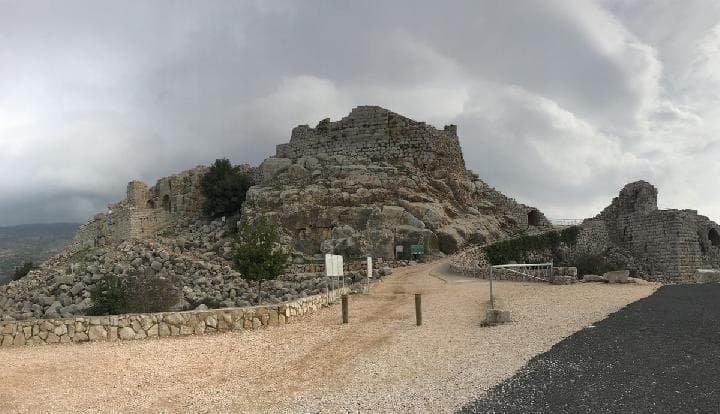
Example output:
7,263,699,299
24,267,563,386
162,195,171,212
527,210,541,226
623,226,632,241
709,228,720,248
146,199,155,209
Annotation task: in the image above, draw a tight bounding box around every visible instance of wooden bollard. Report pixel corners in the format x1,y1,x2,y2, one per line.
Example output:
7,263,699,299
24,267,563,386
415,293,422,326
341,294,348,324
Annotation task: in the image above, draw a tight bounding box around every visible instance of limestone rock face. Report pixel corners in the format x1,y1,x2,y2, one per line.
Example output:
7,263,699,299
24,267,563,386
245,106,550,259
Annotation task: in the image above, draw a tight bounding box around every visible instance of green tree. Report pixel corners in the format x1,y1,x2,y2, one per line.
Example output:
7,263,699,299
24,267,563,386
232,215,289,304
13,261,36,280
200,158,253,219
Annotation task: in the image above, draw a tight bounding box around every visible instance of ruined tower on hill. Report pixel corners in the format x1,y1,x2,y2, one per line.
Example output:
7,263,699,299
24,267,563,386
578,181,720,280
66,105,550,261
275,106,466,176
70,166,208,251
247,106,551,260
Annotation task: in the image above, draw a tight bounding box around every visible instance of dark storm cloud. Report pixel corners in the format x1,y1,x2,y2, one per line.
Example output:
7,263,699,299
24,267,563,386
1,0,719,225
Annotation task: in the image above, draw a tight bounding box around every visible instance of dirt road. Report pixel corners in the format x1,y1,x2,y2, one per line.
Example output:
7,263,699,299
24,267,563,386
0,262,656,413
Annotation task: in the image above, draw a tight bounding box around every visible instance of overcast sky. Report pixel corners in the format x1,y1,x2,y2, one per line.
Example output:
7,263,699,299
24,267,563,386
1,0,720,226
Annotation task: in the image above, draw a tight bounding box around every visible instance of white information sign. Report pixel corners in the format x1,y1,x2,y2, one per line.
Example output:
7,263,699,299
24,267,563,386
325,254,344,277
367,256,373,279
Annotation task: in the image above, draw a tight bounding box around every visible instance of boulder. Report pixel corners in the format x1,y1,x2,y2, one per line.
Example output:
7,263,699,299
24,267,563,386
118,327,135,340
260,158,292,183
603,270,630,283
88,326,107,341
483,309,511,326
437,226,464,254
693,269,720,283
582,274,606,283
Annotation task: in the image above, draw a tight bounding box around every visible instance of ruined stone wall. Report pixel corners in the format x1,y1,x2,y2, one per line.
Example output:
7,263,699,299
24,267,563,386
579,181,720,280
0,287,349,347
275,106,466,176
67,167,207,253
69,209,170,252
147,166,207,215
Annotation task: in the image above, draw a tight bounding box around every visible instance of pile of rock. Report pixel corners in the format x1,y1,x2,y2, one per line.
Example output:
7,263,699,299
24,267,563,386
448,245,491,276
0,218,348,321
581,270,650,285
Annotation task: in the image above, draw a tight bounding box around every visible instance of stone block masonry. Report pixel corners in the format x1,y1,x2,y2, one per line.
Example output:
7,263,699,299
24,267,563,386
68,166,208,253
0,287,349,348
275,106,467,176
578,181,720,281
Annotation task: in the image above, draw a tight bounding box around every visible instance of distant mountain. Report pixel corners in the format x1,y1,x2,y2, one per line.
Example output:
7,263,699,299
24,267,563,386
0,223,79,284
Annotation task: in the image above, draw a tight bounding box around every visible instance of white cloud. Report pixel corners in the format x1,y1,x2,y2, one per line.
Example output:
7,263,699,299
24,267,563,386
1,0,720,225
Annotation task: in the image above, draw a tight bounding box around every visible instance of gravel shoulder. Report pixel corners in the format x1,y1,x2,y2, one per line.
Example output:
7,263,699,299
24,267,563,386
0,262,656,413
460,284,720,413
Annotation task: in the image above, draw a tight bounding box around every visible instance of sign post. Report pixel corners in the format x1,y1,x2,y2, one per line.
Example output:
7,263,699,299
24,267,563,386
366,256,373,293
410,244,424,260
325,253,344,302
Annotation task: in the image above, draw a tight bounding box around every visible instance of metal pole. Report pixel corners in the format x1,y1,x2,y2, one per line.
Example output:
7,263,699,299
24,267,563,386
341,294,348,324
490,266,495,309
415,294,422,326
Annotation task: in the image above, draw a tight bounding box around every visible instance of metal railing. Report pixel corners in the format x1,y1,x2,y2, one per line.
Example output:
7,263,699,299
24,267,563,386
549,218,584,226
491,262,554,282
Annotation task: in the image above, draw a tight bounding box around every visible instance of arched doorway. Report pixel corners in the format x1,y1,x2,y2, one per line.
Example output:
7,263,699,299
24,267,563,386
162,195,171,212
146,199,155,209
527,210,541,226
709,228,720,248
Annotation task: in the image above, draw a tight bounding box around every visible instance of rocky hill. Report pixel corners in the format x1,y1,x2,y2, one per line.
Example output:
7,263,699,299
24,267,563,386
247,106,550,260
0,106,550,320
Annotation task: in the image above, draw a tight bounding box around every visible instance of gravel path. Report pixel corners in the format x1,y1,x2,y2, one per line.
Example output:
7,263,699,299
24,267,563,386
0,262,656,413
459,284,720,413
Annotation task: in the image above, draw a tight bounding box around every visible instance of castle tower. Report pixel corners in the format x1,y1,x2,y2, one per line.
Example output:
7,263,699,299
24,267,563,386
126,181,150,209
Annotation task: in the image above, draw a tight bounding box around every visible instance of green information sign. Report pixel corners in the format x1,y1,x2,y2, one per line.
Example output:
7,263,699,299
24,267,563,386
410,244,424,255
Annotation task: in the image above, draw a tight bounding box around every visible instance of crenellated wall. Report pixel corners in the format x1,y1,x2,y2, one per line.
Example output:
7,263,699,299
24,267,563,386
275,106,466,176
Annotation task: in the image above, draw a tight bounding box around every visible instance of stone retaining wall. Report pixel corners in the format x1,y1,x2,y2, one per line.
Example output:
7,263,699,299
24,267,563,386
0,287,349,348
288,259,410,274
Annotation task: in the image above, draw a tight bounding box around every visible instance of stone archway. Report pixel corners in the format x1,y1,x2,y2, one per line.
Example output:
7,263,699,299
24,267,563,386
146,199,155,209
709,228,720,248
162,195,171,212
527,210,541,226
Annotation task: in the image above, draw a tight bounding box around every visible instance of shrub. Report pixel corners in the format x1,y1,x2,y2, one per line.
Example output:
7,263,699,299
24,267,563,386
87,272,180,315
13,261,37,280
232,215,289,304
200,158,254,219
574,253,616,276
483,226,581,265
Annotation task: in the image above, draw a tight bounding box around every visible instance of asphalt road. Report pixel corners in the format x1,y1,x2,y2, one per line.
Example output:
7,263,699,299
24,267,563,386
459,284,720,413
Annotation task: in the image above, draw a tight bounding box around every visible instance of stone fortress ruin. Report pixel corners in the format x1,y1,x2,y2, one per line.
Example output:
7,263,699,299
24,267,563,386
70,166,207,251
64,105,553,272
246,106,551,260
1,105,720,346
276,106,466,176
578,181,720,281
